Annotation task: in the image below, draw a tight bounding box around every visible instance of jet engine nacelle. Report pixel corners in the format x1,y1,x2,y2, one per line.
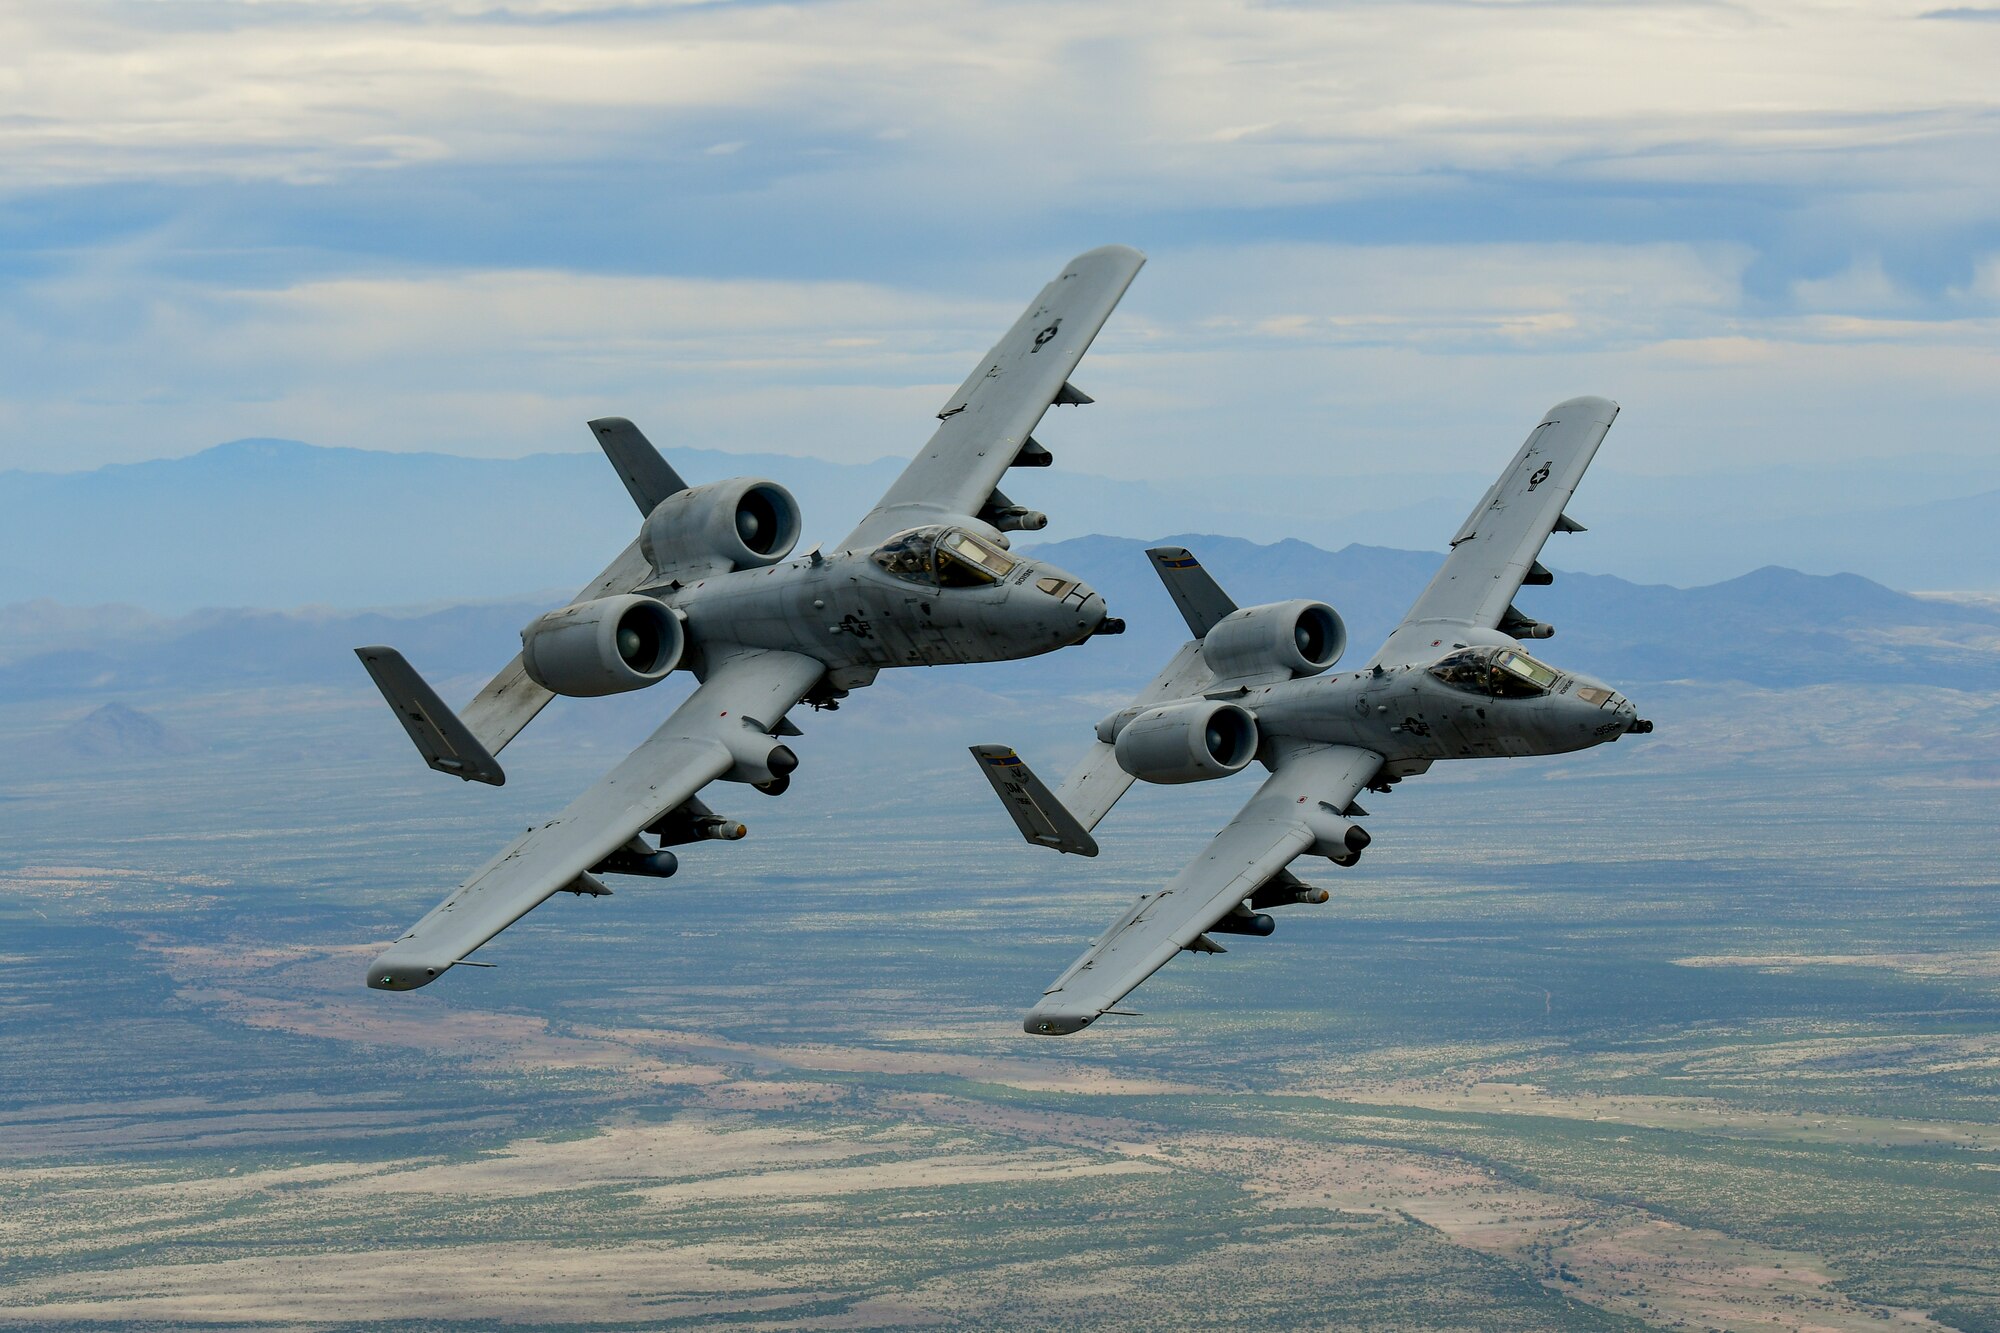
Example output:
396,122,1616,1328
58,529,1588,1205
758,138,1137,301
718,729,800,788
1111,700,1259,784
520,594,684,697
639,478,803,577
1201,599,1346,681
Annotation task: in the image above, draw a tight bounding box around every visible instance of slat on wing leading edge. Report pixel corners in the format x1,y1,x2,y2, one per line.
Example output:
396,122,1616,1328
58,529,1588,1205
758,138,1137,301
838,246,1145,551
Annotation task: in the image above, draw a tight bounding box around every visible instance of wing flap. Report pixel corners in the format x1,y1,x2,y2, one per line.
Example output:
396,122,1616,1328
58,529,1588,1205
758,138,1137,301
367,649,824,989
1026,744,1382,1034
1028,819,1316,1033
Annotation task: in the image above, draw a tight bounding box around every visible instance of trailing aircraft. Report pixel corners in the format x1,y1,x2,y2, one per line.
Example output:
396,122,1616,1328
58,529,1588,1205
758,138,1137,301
973,396,1654,1034
357,246,1145,990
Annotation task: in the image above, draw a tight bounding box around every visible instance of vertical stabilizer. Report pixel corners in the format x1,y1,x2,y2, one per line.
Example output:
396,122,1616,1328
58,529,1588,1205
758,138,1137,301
1147,546,1237,638
590,417,688,516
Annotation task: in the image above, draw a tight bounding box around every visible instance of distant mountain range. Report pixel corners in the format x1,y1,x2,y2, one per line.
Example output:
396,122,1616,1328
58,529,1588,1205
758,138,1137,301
40,702,199,760
5,534,1995,706
4,438,2000,612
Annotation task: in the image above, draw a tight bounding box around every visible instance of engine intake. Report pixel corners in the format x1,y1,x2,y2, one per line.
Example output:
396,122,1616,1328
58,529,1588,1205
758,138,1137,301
521,593,683,697
1113,700,1259,784
1202,599,1346,681
640,477,802,578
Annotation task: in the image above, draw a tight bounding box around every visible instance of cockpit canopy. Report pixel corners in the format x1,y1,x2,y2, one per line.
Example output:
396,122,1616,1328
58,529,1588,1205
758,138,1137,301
1428,646,1562,699
870,526,1019,589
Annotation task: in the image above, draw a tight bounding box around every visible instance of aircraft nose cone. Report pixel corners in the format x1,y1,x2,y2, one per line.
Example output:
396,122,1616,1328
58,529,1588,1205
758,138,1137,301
1078,589,1107,629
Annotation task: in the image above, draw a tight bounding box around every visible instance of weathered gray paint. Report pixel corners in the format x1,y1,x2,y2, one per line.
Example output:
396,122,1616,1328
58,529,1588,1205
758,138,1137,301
362,247,1146,991
995,398,1650,1035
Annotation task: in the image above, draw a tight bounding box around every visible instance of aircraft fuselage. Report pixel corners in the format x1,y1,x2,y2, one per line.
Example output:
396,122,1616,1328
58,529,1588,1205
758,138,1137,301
1209,647,1639,768
660,543,1109,681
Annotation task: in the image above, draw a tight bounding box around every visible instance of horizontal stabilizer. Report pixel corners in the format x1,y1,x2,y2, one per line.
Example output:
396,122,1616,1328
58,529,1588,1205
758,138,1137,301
355,647,506,786
1147,546,1238,638
589,417,688,516
969,745,1098,856
1052,381,1094,406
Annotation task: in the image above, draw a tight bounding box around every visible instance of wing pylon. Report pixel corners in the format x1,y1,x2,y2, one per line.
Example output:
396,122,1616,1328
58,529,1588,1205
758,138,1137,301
1026,743,1383,1034
367,649,823,989
840,246,1145,550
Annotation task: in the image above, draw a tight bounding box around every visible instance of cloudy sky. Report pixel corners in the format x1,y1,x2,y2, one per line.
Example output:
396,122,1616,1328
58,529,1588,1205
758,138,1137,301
3,0,1996,490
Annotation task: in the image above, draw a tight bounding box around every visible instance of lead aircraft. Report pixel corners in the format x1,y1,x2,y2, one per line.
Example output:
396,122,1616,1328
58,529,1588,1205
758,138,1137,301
358,246,1145,991
974,396,1654,1034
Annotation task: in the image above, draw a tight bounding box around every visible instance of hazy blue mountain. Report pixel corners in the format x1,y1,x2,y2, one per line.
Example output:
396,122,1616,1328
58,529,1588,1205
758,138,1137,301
0,437,1267,612
6,440,2000,612
44,702,199,759
5,534,1995,705
1024,536,2000,694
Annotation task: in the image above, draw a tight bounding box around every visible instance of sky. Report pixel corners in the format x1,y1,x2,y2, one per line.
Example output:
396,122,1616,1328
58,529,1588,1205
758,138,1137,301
2,0,1997,493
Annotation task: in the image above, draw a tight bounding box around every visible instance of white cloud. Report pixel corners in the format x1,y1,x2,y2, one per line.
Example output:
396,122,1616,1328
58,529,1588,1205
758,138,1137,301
2,0,1996,493
2,0,1996,206
4,242,1995,484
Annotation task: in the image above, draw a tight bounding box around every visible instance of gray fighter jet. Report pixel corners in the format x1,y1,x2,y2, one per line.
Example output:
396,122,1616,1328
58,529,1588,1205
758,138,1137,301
973,396,1653,1034
357,245,1144,991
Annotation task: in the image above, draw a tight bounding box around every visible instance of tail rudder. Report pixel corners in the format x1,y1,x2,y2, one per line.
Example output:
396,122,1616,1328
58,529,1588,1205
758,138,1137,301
1146,546,1236,638
589,417,689,516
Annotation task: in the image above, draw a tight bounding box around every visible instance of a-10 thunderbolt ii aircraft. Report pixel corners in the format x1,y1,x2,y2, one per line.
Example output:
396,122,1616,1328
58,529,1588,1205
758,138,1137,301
356,245,1144,991
973,396,1655,1034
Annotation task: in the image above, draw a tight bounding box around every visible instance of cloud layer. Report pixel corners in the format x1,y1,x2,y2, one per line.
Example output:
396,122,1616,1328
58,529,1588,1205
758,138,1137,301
3,0,1996,497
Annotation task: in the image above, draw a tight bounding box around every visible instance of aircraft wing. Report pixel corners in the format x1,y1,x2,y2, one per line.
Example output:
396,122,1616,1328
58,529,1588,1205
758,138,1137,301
838,246,1145,551
1026,743,1382,1034
1371,396,1618,668
367,648,824,990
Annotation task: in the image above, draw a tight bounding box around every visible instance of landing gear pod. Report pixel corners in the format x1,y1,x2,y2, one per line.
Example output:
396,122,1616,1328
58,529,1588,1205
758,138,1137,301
723,734,798,788
1209,910,1275,937
595,848,680,878
1112,700,1259,784
520,594,683,697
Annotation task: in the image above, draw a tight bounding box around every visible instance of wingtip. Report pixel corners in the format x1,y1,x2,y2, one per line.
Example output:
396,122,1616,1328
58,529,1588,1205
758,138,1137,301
1548,395,1619,419
1023,1007,1098,1036
367,954,448,991
1070,243,1147,269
